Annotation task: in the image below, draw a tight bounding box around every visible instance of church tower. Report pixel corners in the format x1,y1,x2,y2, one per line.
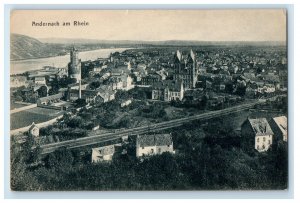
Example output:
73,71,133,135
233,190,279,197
173,49,198,89
68,46,81,83
190,49,197,89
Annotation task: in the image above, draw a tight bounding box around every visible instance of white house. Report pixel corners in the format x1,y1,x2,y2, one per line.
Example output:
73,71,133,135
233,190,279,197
34,76,46,85
136,134,175,157
29,122,39,137
241,118,274,152
121,99,132,108
108,75,134,91
257,83,276,94
91,145,115,163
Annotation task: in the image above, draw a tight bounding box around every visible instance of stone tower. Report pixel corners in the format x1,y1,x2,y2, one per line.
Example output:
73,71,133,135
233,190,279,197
68,46,81,83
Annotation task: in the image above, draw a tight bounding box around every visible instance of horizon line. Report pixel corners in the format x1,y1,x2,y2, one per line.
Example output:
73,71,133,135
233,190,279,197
11,33,286,43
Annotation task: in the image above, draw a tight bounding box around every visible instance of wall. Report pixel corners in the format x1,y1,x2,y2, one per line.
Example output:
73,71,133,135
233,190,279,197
136,145,175,157
136,146,157,157
157,145,175,154
255,134,273,152
37,104,63,110
10,103,37,114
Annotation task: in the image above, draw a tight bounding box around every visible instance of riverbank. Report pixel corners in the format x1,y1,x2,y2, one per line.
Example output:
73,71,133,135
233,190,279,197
10,47,133,62
10,47,132,75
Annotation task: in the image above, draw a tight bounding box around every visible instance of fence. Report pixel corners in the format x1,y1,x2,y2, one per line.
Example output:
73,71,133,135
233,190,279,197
37,104,63,110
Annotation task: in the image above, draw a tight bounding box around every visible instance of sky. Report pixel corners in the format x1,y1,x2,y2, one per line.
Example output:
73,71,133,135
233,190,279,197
10,9,287,42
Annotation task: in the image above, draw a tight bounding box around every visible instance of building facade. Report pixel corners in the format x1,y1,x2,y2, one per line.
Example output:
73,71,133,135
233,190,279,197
92,145,115,163
151,80,184,102
136,134,175,157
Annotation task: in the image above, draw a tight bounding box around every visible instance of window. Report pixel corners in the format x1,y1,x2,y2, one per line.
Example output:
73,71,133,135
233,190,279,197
151,149,154,154
158,148,161,153
257,138,259,142
263,137,266,142
268,140,271,145
142,147,144,149
257,145,260,150
167,145,170,147
262,145,265,149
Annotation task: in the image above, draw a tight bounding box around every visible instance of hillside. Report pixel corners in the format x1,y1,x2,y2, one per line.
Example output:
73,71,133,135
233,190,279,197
10,34,67,60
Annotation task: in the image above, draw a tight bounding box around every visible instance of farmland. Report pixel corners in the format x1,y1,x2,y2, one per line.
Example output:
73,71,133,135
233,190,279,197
10,107,64,130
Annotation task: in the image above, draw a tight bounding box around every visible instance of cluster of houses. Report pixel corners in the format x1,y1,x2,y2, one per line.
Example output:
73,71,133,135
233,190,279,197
16,47,288,163
18,49,200,111
12,46,287,111
196,48,287,98
91,134,175,163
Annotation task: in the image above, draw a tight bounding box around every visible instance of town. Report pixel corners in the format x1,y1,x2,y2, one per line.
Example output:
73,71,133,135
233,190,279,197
10,45,288,190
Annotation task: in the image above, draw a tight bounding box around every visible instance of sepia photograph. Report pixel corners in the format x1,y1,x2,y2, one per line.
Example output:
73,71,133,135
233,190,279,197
9,9,288,191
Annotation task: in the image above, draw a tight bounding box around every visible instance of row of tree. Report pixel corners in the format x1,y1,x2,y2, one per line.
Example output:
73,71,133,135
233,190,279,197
11,121,288,191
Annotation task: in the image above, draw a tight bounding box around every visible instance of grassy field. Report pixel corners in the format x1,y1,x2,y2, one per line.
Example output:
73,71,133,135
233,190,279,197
10,107,64,130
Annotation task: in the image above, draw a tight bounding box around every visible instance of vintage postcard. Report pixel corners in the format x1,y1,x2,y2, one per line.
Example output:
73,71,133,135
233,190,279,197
10,9,288,191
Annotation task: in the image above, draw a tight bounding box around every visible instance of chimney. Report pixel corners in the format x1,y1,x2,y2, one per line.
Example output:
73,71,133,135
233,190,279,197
79,80,82,99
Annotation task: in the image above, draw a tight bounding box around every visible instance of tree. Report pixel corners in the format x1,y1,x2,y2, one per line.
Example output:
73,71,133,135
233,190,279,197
45,152,58,169
225,82,234,93
116,116,131,128
89,81,101,90
48,77,60,95
74,98,86,108
53,147,74,170
37,86,48,97
115,90,130,101
199,95,208,109
28,146,42,163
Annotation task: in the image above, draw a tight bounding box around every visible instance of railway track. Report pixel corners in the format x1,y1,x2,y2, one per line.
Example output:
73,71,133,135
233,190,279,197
40,100,264,154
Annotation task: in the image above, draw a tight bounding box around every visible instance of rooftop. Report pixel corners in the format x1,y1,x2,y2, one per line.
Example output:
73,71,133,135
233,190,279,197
248,118,274,136
137,134,173,147
37,93,63,103
92,145,115,156
273,116,287,136
152,80,182,92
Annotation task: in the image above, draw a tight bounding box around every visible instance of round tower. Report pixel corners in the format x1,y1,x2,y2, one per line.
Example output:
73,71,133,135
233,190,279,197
68,46,81,83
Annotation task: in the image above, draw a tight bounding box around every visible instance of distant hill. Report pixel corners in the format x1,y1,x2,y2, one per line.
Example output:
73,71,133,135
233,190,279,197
11,34,286,61
10,34,67,60
39,37,286,47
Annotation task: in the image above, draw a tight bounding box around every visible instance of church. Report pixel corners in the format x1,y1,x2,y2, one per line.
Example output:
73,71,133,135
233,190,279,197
173,50,198,89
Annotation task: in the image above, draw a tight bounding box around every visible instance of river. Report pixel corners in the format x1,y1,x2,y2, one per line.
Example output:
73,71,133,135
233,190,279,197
10,48,130,75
